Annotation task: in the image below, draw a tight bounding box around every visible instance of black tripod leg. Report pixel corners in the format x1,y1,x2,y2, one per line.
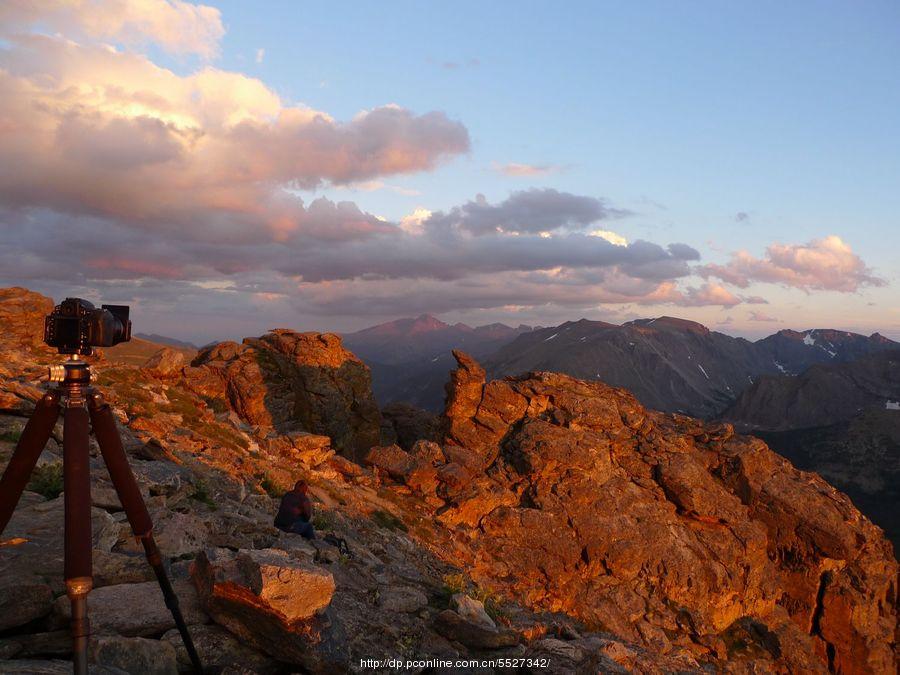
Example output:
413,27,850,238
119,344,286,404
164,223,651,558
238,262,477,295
0,391,60,535
63,405,93,675
88,394,204,674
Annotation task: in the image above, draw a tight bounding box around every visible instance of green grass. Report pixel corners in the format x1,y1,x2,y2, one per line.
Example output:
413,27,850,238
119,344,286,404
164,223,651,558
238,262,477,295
371,509,408,532
311,511,333,532
0,429,23,443
435,572,506,620
27,462,64,499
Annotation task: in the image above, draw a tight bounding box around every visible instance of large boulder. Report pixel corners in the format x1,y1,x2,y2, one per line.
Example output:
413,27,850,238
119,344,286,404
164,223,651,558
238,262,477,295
191,548,344,671
185,330,380,460
51,580,207,636
421,352,899,674
142,348,185,378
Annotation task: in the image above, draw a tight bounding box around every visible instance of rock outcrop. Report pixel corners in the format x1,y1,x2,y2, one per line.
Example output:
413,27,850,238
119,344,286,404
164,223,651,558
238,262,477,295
378,351,898,673
0,287,54,357
186,330,381,460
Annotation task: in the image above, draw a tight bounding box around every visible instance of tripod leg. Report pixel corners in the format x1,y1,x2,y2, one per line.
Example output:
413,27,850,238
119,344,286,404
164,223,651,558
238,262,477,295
63,405,93,675
0,391,60,535
88,394,204,674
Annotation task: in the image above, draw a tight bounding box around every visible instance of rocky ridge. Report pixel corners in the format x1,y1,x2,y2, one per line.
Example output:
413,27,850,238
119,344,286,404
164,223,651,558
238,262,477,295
0,287,896,674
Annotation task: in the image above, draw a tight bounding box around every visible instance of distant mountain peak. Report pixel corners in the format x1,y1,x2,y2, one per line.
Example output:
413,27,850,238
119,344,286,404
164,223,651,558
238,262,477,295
628,316,710,334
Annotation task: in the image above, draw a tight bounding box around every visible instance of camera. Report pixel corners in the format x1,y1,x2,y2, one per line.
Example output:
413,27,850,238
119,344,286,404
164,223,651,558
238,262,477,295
44,298,132,356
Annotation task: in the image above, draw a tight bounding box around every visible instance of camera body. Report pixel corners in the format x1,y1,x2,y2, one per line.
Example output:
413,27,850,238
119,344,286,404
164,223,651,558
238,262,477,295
44,298,132,356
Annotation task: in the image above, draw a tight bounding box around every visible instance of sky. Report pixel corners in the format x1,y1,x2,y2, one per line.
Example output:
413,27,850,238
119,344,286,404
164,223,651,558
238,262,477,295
0,0,898,344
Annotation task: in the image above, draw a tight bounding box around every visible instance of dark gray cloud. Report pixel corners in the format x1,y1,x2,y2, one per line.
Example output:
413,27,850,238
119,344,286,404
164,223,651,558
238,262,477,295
0,184,721,334
424,189,631,236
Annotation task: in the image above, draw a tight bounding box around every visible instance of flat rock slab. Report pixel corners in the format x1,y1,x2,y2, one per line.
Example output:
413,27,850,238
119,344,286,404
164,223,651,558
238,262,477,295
91,636,178,675
1,495,119,595
52,580,207,637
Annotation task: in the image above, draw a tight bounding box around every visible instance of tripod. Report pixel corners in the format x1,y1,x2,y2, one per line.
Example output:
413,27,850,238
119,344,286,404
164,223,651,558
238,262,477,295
0,356,203,674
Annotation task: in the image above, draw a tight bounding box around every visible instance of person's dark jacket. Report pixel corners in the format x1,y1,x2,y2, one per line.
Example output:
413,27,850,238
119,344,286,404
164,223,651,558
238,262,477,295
274,489,312,530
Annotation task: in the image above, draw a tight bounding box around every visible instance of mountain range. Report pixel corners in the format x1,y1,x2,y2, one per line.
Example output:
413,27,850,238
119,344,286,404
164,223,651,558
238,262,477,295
349,313,897,417
342,315,535,410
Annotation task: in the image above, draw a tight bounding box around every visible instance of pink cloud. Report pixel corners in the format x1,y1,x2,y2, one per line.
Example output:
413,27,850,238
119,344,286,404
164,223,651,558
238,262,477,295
0,32,469,241
680,282,742,307
0,0,226,58
747,310,780,323
493,162,561,177
699,235,884,292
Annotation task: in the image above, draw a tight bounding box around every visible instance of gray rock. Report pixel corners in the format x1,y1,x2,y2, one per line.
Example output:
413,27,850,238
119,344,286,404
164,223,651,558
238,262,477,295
378,586,428,614
0,661,125,674
0,630,71,660
91,636,178,675
129,461,186,497
161,624,280,674
1,497,119,594
52,580,207,636
92,550,155,587
451,594,495,630
0,579,54,631
433,610,518,650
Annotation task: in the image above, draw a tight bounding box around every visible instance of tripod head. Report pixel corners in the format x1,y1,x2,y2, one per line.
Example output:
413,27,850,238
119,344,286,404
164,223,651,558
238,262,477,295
47,354,92,408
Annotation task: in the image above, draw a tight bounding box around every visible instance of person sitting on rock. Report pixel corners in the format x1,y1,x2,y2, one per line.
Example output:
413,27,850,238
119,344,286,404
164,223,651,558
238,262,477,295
274,480,315,539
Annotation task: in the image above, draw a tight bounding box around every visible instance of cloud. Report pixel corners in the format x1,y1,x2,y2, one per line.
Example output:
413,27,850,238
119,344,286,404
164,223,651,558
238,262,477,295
747,310,780,323
255,48,265,64
438,58,480,70
0,1,769,329
0,188,711,317
0,0,225,58
735,211,749,223
493,162,561,177
699,236,884,292
676,283,742,307
424,189,631,236
0,32,469,240
589,230,628,246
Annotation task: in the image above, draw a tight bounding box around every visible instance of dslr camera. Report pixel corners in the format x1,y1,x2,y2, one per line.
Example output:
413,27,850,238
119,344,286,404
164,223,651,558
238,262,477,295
44,298,132,356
